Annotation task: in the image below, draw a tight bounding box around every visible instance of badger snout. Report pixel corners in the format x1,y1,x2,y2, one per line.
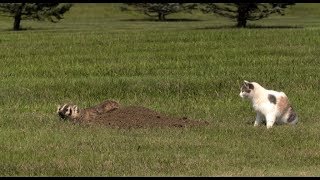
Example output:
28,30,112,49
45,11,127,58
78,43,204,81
58,112,67,119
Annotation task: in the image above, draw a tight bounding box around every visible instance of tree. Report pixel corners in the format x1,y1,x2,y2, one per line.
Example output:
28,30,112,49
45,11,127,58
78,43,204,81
201,3,294,28
0,3,72,31
121,3,197,21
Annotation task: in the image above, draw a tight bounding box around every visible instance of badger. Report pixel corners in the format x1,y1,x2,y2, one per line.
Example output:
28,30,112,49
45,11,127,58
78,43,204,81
57,99,120,123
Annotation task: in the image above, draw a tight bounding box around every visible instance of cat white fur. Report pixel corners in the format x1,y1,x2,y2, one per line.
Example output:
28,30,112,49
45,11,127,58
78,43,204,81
239,80,298,129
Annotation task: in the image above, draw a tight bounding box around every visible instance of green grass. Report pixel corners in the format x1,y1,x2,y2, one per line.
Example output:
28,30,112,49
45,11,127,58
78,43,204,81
1,3,320,176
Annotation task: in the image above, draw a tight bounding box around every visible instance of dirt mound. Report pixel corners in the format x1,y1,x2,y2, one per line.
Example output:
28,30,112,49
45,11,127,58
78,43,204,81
92,106,209,129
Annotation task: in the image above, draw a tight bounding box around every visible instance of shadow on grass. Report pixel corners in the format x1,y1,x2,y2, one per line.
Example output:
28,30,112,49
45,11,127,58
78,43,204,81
0,23,303,32
0,26,72,32
0,28,28,32
120,18,203,22
195,24,304,30
0,26,42,32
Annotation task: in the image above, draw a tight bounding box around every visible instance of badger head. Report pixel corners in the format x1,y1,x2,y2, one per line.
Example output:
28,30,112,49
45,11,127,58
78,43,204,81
57,104,80,120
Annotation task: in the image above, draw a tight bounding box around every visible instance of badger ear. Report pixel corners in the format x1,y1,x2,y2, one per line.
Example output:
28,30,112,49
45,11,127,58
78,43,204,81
73,105,80,113
57,105,62,113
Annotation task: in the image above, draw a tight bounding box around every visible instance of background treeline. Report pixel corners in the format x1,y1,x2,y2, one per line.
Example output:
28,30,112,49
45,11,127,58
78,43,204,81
0,3,296,30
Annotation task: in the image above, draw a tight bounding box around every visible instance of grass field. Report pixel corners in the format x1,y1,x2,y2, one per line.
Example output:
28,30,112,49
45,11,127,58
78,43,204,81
1,3,320,176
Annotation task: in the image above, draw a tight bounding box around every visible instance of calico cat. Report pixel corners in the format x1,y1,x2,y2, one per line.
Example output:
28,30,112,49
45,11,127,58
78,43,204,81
239,80,298,129
57,99,120,123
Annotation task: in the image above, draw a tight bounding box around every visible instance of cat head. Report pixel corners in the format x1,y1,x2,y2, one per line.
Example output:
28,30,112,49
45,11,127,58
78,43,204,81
239,80,255,99
57,103,80,120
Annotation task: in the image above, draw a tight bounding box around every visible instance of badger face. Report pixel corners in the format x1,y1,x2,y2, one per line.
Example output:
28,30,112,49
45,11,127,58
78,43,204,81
57,104,79,120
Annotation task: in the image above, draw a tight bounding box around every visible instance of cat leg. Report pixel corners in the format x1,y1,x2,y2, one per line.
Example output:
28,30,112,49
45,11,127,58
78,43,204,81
266,114,276,129
254,112,263,127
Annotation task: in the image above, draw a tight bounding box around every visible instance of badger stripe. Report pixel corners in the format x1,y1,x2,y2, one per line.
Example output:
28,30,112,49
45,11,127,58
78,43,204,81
61,104,68,110
69,107,73,116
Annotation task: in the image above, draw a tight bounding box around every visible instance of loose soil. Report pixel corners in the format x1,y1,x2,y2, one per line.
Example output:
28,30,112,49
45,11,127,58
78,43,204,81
92,106,209,129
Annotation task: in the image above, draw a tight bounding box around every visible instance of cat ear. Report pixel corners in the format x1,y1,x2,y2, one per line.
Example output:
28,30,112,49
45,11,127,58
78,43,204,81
243,80,250,86
248,83,254,90
244,80,254,89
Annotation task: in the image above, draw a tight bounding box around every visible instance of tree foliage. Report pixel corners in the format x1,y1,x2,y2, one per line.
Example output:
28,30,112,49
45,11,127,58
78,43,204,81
0,3,72,30
201,3,295,27
121,3,197,21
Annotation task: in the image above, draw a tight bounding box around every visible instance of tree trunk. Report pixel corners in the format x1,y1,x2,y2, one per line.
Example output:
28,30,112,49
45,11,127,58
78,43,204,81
13,14,22,31
236,16,247,28
236,5,248,28
13,3,24,31
158,13,166,21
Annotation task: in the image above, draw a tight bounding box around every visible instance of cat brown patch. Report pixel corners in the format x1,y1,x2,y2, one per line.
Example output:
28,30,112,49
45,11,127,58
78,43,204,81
277,96,289,113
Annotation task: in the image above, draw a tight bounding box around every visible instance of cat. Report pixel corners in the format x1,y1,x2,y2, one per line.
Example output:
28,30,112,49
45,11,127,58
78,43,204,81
57,99,120,123
239,80,298,129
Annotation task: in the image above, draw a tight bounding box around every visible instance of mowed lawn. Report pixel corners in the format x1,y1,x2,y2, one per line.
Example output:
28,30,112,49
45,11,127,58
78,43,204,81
0,3,320,176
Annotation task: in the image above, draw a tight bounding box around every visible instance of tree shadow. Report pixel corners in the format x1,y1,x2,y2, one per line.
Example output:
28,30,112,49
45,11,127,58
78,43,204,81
120,18,203,22
0,25,52,32
246,25,303,29
0,26,72,32
0,27,29,32
195,24,303,30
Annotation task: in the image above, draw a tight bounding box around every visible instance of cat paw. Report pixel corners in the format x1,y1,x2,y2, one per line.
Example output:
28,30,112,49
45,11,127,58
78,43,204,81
266,125,273,129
